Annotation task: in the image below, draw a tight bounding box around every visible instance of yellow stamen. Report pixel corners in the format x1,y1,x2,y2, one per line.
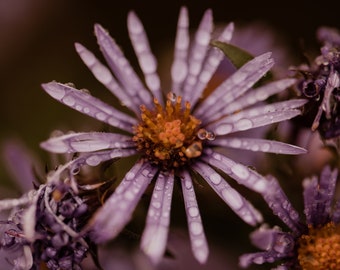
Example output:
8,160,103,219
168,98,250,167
298,222,340,270
133,93,203,169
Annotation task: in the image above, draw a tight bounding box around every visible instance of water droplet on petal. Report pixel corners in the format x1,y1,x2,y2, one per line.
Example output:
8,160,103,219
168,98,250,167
235,119,253,131
206,131,215,141
190,221,203,235
167,92,177,102
188,206,199,217
63,95,75,106
221,188,243,209
86,155,101,166
197,129,207,140
210,173,221,185
231,164,250,180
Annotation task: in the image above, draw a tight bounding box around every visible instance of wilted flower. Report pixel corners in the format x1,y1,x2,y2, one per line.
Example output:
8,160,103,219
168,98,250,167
0,141,106,270
240,166,340,269
40,7,307,264
292,26,340,144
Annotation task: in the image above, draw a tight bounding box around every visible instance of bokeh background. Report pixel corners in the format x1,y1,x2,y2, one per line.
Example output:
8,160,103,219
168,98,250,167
1,0,340,269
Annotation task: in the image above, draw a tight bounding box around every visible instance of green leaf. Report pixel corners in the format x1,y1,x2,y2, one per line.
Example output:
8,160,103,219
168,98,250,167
211,40,254,69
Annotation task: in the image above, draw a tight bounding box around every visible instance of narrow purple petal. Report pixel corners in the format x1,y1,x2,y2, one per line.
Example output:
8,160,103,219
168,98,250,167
41,82,137,132
209,100,307,136
94,24,153,109
262,176,302,233
239,226,294,268
140,172,174,264
303,166,338,226
181,9,213,100
211,137,307,155
75,42,139,114
188,22,234,107
171,6,189,96
46,148,136,184
40,132,134,154
180,170,209,264
192,161,262,226
127,11,162,103
90,161,157,243
217,78,298,116
201,149,269,193
194,52,274,121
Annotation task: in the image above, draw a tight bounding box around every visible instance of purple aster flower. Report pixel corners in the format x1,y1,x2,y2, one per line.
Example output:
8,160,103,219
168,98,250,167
292,26,340,143
0,140,106,270
40,7,307,264
240,166,340,269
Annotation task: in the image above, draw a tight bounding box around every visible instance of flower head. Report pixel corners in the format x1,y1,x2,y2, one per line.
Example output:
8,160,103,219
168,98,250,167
240,166,340,269
292,27,340,143
40,7,307,264
0,141,105,270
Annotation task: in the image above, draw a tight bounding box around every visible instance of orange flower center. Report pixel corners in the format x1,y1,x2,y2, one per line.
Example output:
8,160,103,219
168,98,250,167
133,93,205,169
298,222,340,270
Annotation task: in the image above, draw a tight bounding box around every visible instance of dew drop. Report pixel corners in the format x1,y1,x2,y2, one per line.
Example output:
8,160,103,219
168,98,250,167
152,201,161,209
197,129,207,140
260,143,271,152
167,92,177,102
206,131,215,141
221,188,243,209
215,123,233,135
62,95,75,106
184,179,192,189
210,173,221,185
96,112,106,121
190,221,203,235
124,190,134,201
86,155,101,166
235,119,253,131
188,206,199,217
231,164,250,180
126,171,135,181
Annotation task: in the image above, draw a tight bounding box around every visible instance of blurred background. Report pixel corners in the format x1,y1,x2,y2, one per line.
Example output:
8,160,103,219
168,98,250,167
0,0,340,269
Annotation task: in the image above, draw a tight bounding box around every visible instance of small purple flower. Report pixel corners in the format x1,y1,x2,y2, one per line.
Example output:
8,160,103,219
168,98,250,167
292,27,340,142
240,166,340,269
40,7,306,264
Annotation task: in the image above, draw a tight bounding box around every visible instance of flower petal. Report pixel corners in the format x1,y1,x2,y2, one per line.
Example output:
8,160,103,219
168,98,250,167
201,149,269,194
180,170,209,264
140,172,174,264
46,149,136,184
40,132,134,153
171,7,189,95
239,226,294,268
192,161,262,226
41,82,137,132
263,176,302,233
94,24,153,109
181,9,213,100
188,22,234,107
303,166,338,226
90,161,157,243
75,42,139,114
194,52,274,121
217,78,298,116
211,137,307,155
127,11,162,103
209,99,306,136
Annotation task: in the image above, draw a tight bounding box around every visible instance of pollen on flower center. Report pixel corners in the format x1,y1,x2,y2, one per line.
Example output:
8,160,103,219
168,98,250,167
132,93,205,169
297,222,340,270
